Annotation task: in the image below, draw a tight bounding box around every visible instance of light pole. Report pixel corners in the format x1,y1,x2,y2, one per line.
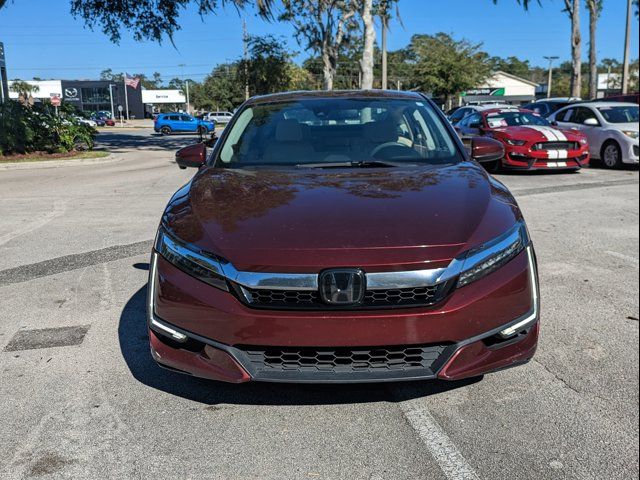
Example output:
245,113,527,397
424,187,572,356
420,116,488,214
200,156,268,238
543,56,559,98
108,83,116,120
621,0,632,94
178,63,190,113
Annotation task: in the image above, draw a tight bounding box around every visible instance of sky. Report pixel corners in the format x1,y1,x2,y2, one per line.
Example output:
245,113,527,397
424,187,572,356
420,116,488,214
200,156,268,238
0,0,637,83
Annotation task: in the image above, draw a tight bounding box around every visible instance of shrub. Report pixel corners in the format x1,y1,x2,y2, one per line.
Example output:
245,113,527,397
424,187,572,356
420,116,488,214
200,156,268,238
0,101,96,156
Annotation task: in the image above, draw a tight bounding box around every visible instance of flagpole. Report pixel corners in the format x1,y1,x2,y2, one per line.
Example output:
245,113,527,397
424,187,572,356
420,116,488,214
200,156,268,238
123,73,130,121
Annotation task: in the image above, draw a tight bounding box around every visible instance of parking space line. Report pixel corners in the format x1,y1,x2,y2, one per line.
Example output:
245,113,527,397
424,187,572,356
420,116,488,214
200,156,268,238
399,402,481,480
604,250,639,268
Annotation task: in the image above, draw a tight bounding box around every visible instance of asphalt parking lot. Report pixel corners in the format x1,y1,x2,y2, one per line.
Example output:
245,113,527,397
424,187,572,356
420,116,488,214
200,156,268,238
0,129,638,480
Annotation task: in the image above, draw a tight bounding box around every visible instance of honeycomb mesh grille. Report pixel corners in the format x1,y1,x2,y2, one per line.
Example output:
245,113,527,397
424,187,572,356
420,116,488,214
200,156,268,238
241,344,448,374
532,141,579,151
239,283,449,310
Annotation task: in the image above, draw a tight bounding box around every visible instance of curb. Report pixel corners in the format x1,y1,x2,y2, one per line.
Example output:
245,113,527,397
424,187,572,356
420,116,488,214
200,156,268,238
0,153,121,171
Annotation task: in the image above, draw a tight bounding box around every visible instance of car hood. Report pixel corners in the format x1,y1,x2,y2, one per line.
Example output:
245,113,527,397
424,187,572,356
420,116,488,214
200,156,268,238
611,122,638,132
163,162,522,272
491,125,583,142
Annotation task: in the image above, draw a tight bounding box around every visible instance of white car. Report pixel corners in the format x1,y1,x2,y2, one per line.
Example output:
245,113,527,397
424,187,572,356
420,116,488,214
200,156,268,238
447,103,514,124
73,116,97,128
549,102,639,168
203,111,234,123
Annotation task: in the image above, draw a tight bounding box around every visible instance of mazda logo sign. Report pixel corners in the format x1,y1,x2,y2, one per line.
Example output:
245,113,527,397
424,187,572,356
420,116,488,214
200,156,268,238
319,269,365,305
64,88,78,98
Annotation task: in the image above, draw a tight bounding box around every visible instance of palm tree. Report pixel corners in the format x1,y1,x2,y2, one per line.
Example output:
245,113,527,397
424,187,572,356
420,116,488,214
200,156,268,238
586,0,603,99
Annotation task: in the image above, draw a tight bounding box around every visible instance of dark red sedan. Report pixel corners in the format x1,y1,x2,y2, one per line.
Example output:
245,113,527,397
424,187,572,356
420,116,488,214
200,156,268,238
455,107,590,171
148,91,539,383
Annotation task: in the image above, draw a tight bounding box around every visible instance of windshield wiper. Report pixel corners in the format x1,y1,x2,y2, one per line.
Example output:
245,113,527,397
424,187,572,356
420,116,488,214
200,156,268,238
295,160,401,169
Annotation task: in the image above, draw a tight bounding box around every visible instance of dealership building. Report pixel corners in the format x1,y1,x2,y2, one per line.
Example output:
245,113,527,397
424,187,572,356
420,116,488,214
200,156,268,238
460,71,538,105
6,79,186,117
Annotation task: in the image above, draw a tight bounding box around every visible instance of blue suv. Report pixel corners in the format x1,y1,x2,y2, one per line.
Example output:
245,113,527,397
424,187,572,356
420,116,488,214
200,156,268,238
154,113,215,135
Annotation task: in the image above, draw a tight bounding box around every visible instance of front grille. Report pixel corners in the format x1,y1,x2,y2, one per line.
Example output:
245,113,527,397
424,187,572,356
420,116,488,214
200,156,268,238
633,145,639,156
238,281,453,310
531,141,579,151
240,344,450,375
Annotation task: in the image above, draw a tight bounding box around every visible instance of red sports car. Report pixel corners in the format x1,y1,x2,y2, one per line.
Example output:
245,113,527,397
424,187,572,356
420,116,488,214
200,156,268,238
455,107,590,171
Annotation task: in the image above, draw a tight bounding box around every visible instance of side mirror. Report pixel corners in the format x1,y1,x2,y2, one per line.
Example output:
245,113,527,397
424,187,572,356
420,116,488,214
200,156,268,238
175,143,206,169
471,137,504,163
583,118,599,126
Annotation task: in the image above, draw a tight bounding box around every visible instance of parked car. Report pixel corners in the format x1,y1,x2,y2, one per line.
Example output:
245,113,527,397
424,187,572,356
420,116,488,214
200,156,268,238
447,103,512,124
522,98,582,118
147,90,540,384
455,107,590,171
73,116,97,128
549,102,639,168
104,117,116,127
203,111,234,123
154,113,215,135
90,115,106,127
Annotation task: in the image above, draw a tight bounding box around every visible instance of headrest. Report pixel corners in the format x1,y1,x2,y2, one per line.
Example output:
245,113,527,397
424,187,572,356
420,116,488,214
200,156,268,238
363,119,397,143
275,119,303,142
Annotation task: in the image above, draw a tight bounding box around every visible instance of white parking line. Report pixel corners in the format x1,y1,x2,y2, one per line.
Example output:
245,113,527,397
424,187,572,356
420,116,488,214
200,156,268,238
604,250,639,268
399,402,481,480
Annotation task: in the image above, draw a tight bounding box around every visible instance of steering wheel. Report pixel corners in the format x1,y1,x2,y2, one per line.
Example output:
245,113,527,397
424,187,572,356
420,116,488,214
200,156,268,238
371,142,416,159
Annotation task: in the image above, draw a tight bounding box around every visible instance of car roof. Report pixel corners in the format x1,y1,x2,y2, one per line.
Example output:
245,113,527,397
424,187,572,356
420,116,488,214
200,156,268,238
245,89,425,105
479,107,525,115
568,101,638,108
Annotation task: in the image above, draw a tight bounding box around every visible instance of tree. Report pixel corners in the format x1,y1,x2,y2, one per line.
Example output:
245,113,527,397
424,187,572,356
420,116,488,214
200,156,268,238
488,56,531,78
564,0,582,98
10,81,40,105
407,33,492,102
360,0,375,89
586,0,602,99
238,35,294,96
192,64,244,111
280,0,360,90
68,0,274,43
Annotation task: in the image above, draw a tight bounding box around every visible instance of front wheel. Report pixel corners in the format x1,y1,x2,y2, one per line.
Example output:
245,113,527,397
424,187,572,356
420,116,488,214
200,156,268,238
601,141,622,169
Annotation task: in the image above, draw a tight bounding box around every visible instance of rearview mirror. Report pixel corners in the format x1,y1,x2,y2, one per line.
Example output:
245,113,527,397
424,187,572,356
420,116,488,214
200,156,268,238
471,137,504,163
583,118,599,126
176,143,206,169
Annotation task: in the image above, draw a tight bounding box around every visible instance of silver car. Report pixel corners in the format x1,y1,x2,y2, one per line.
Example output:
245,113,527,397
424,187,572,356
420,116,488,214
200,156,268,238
549,102,639,168
203,111,234,123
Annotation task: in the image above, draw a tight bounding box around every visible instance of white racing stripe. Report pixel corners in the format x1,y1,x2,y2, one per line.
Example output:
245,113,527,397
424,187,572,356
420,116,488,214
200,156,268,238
399,402,481,480
547,150,568,160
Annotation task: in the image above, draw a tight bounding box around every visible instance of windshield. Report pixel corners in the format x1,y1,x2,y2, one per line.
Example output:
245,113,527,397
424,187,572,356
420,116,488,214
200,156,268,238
597,105,639,124
215,98,461,167
485,111,550,128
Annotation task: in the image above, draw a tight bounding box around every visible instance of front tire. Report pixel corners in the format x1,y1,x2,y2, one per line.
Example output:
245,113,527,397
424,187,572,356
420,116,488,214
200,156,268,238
601,141,622,169
160,126,172,136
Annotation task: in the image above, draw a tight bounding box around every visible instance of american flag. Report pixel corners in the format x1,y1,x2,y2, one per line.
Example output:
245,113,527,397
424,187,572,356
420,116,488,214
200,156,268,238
124,74,140,89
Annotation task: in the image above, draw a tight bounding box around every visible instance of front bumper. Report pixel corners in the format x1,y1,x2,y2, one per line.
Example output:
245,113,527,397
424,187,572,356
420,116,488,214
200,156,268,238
623,139,639,164
502,145,589,170
147,245,540,383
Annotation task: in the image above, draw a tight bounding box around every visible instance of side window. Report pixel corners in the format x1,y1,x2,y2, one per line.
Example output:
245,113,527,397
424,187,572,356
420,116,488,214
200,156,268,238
573,107,598,125
167,115,179,121
180,115,192,121
451,108,468,123
467,113,482,128
561,109,575,123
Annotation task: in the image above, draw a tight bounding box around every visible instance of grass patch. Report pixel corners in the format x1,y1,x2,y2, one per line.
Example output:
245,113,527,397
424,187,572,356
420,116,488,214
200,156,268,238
0,150,110,164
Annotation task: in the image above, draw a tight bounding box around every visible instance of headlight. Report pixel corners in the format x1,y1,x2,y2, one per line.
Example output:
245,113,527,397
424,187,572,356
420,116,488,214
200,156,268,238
154,227,229,291
456,222,530,288
579,137,588,144
622,130,639,139
504,139,527,146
